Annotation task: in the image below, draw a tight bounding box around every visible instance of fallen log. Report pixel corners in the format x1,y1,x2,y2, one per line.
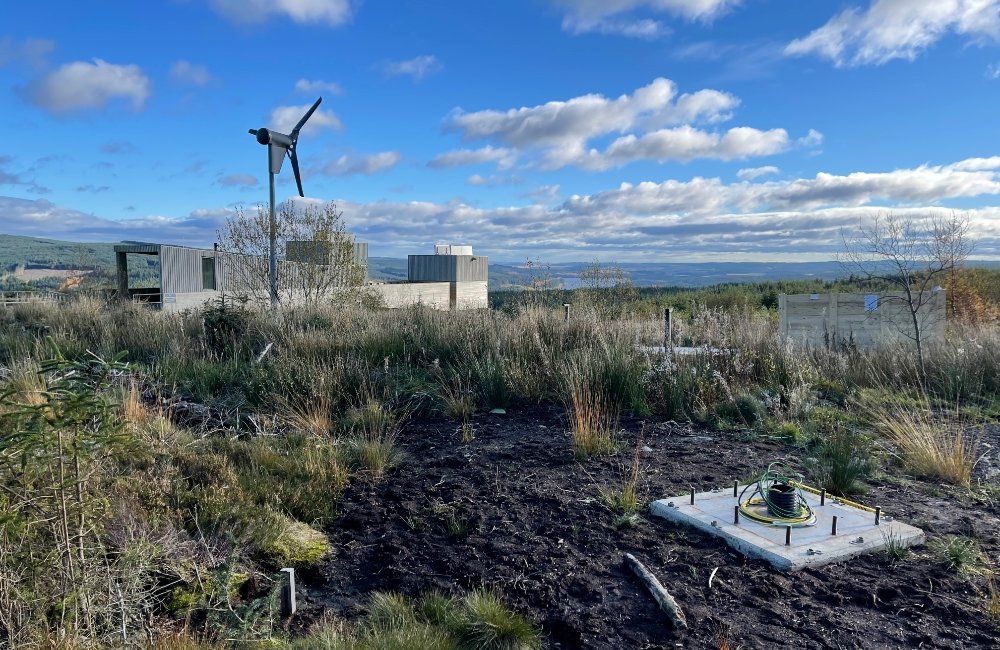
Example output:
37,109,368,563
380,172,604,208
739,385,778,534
623,552,688,629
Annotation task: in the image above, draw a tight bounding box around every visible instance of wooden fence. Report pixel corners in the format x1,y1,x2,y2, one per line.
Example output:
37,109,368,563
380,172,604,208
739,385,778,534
778,291,946,348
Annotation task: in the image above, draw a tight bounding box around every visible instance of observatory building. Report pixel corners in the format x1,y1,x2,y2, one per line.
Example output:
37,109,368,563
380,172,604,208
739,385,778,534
114,241,488,311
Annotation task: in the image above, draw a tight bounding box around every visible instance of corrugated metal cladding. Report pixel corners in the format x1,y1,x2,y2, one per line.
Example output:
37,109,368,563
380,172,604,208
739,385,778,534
353,242,368,268
285,241,369,268
161,245,232,294
408,255,488,282
162,246,205,293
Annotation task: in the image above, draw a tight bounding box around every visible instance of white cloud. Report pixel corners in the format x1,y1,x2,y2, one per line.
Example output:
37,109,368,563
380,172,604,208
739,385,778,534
169,60,212,86
25,59,150,114
0,196,235,247
555,0,741,37
442,78,799,170
381,55,442,81
786,0,1000,67
988,62,1000,78
563,17,668,38
295,78,342,95
8,155,1000,261
0,156,48,194
797,129,824,148
319,151,401,176
101,141,134,155
464,173,520,187
737,165,779,180
522,184,562,203
268,104,342,134
0,36,54,69
949,156,1000,170
218,174,258,188
580,125,789,170
207,0,352,26
428,146,517,169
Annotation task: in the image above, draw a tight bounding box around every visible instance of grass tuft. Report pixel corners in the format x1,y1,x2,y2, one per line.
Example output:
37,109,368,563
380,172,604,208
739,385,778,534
868,398,983,486
929,535,985,574
345,396,406,478
457,588,542,650
598,440,643,525
364,591,417,632
880,529,911,566
562,356,619,459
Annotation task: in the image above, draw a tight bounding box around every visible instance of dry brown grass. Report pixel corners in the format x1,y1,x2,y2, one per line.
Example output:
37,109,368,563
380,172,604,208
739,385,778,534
564,378,618,460
868,399,984,486
284,392,335,437
988,573,1000,623
121,380,151,425
5,359,46,406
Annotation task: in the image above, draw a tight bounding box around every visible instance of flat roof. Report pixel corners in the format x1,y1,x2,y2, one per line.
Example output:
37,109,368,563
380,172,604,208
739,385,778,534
114,243,160,254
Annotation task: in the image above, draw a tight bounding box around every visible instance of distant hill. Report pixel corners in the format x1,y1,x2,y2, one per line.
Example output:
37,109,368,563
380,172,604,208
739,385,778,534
0,234,533,289
7,233,997,291
0,234,118,272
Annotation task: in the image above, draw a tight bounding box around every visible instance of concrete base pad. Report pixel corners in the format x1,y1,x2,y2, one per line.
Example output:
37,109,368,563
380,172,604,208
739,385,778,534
650,486,924,571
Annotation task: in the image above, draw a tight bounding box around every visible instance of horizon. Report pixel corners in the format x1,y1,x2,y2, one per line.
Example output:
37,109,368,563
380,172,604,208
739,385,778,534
1,2,1000,261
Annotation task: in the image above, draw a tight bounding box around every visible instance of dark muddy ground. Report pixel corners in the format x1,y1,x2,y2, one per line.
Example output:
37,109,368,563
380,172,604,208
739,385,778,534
298,405,1000,649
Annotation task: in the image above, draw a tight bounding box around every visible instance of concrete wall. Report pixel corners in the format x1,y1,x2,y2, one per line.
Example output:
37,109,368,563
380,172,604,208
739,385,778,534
152,244,487,312
454,281,488,309
779,291,946,348
161,289,221,312
370,282,451,309
161,280,488,312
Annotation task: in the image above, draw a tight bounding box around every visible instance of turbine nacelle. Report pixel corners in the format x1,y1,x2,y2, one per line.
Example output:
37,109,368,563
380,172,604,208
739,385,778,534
248,96,322,197
249,127,293,149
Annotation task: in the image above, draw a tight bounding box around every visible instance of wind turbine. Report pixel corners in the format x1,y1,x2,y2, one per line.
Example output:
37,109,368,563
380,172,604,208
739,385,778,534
248,96,323,306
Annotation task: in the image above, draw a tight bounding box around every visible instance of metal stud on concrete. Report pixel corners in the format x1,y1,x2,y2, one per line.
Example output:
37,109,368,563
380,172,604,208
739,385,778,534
650,486,924,571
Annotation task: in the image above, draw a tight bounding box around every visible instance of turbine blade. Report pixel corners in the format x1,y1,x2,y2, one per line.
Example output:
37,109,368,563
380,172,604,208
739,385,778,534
290,149,304,197
291,97,322,141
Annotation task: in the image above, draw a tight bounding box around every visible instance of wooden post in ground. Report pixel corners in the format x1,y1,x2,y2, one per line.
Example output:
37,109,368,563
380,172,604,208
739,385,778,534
663,307,673,353
115,251,130,302
563,303,570,322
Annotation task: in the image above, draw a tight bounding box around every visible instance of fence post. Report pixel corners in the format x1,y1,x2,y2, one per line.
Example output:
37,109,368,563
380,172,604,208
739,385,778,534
664,307,673,353
563,303,570,322
280,567,296,617
778,294,787,339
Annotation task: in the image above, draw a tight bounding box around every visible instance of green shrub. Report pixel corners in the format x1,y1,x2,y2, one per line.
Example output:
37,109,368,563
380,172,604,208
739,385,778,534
201,298,253,359
727,393,766,427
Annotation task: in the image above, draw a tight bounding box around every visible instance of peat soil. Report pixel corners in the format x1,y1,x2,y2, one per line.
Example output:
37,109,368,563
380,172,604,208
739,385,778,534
301,405,1000,649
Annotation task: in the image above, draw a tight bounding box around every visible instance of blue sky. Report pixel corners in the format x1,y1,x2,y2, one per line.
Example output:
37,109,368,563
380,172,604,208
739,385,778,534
2,0,1000,261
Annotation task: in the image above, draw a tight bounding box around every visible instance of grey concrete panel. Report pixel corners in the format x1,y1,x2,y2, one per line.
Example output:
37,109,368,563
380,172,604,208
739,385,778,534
650,487,924,571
